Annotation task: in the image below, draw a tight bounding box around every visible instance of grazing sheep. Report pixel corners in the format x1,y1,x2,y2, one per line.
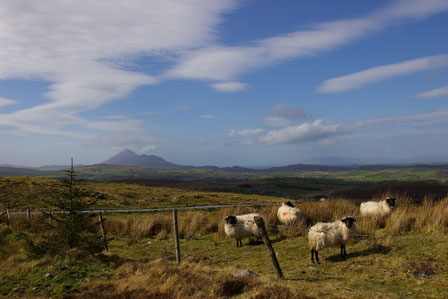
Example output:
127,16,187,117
308,216,357,264
224,214,263,247
360,197,396,217
235,213,263,223
277,201,302,224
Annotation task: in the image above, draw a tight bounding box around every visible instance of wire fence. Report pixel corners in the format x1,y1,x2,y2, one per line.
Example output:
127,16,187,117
2,203,448,298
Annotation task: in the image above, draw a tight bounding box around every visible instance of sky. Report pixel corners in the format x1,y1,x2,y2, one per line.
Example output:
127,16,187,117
0,0,448,167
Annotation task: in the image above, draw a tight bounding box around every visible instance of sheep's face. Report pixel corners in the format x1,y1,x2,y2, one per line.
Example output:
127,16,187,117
386,197,396,208
284,201,294,208
224,215,237,224
341,217,356,229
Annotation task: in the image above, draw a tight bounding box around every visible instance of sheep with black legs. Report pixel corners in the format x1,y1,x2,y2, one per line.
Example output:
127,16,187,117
224,214,263,247
308,216,356,264
277,201,302,224
360,197,396,217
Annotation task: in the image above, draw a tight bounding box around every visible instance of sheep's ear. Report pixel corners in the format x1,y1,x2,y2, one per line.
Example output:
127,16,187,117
341,218,346,222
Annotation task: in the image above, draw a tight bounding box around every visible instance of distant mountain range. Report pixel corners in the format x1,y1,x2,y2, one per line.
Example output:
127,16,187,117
1,149,448,174
304,155,448,166
101,149,194,170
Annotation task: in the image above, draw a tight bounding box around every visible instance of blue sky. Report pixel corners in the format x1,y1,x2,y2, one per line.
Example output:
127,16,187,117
0,0,448,167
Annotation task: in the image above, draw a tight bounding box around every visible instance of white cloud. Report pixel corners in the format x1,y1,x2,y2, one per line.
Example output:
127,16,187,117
228,129,237,137
165,0,448,85
199,114,216,119
0,0,238,144
259,120,363,144
210,82,248,92
0,97,17,107
317,54,448,93
258,107,448,145
412,84,448,98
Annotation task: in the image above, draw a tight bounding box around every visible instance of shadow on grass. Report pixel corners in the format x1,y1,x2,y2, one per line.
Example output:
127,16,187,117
245,236,287,246
245,239,264,246
325,245,392,262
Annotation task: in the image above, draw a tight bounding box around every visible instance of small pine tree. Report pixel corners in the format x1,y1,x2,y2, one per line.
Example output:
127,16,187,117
23,159,104,258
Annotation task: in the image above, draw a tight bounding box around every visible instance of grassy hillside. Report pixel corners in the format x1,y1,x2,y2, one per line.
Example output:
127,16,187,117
0,176,286,210
0,196,447,298
2,176,447,211
1,163,448,183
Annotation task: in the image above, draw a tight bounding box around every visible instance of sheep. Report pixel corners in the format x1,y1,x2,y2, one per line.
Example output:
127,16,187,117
308,216,356,264
224,214,264,247
235,213,263,223
277,201,302,224
360,197,396,217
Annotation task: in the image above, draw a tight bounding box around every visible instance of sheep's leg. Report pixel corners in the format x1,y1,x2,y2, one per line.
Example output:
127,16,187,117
235,239,239,247
340,244,347,257
237,239,242,247
315,250,320,264
311,249,315,263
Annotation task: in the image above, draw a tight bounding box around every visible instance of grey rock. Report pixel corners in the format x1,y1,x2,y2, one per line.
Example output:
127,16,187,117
233,269,257,277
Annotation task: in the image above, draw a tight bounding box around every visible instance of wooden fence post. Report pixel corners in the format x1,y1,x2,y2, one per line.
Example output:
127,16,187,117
27,208,31,228
173,209,181,263
98,212,109,251
254,215,284,279
6,209,11,228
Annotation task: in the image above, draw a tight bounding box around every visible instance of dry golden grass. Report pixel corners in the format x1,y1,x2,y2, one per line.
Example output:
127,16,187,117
94,194,448,245
66,259,256,299
4,194,448,241
299,199,358,224
65,259,317,299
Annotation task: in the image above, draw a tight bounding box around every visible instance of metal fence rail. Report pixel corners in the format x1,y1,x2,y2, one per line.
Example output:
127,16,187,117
3,202,279,216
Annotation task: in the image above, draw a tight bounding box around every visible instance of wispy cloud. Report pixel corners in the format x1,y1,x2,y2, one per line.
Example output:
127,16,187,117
0,0,238,145
412,84,448,98
0,97,17,107
317,54,448,93
166,0,448,88
210,82,248,92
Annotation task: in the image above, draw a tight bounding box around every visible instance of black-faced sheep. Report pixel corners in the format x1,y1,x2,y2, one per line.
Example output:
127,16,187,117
224,214,263,247
308,216,356,264
277,201,302,224
360,197,396,217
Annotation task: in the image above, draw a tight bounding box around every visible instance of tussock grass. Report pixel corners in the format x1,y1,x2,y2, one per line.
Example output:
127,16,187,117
299,199,358,224
100,195,448,244
67,259,257,299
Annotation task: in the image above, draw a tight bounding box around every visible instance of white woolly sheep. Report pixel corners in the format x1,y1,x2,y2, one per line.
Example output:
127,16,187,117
360,197,396,217
277,201,302,224
224,214,264,247
308,216,357,264
235,213,263,223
